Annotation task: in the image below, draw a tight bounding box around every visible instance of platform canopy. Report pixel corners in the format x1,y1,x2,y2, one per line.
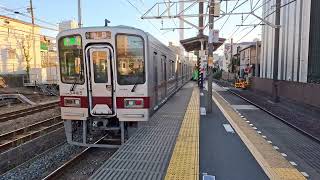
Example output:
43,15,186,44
180,34,226,52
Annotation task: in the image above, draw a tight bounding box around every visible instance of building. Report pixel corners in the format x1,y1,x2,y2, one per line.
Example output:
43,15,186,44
250,0,320,108
0,15,59,85
58,20,78,32
239,41,261,77
223,41,256,72
223,41,256,73
261,0,320,83
0,15,41,74
213,53,223,69
40,35,58,84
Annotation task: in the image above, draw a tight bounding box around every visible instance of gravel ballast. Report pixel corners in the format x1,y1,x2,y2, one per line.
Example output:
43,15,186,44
0,143,85,180
0,107,60,135
56,148,116,180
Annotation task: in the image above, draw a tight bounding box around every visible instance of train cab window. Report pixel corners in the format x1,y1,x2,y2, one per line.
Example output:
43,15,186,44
58,35,84,84
116,34,145,85
92,51,108,83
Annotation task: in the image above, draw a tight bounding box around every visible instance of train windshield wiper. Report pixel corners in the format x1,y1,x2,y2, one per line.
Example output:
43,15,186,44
70,69,84,92
131,83,138,92
70,76,79,92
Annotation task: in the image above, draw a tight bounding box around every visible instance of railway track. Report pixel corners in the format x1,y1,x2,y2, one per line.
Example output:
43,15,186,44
0,116,63,154
0,101,59,123
42,136,114,180
215,81,320,144
42,147,92,180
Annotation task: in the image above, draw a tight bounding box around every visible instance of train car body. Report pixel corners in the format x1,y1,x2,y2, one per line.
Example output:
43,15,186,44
57,26,192,147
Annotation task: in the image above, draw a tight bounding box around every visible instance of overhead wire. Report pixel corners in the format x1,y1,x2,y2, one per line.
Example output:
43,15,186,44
226,0,269,41
0,5,58,31
162,0,178,30
219,0,240,31
124,0,170,41
235,0,297,43
0,25,54,38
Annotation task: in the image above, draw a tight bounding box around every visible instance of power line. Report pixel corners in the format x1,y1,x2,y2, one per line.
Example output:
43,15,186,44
219,0,240,31
234,0,297,43
0,25,55,38
0,5,58,30
124,0,170,41
226,0,271,41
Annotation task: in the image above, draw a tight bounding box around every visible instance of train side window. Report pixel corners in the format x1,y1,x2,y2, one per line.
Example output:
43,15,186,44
116,34,145,85
171,61,175,78
161,55,166,81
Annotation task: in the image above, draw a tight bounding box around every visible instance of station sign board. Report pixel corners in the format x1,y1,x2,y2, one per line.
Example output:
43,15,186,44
209,30,219,43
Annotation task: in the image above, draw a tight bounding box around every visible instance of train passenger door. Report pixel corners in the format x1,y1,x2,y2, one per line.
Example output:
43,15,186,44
86,46,114,116
153,52,158,106
162,56,167,97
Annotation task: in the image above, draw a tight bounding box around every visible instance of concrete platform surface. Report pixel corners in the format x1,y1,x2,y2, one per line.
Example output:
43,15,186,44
200,89,268,180
90,83,195,180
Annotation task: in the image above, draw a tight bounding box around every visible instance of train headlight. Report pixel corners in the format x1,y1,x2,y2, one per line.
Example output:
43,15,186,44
64,98,81,107
124,98,144,108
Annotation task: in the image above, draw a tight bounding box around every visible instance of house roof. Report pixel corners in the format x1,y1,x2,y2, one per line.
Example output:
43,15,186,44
0,15,39,27
239,44,256,52
180,34,226,52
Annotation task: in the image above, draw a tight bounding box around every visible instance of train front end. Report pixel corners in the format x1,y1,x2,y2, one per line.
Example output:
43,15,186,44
57,27,148,147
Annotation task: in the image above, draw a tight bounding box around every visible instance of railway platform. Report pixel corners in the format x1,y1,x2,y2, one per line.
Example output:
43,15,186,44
90,82,309,180
211,82,320,179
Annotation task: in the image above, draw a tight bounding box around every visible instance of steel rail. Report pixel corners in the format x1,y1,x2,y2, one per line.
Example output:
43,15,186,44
0,116,63,154
0,101,59,123
42,136,111,180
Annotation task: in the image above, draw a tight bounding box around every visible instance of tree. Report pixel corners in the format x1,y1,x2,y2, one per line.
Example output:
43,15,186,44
17,35,32,82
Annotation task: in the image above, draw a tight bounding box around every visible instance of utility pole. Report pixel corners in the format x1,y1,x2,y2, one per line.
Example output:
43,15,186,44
29,0,36,70
272,0,280,102
78,0,82,27
198,2,204,36
207,0,215,113
229,38,233,81
179,1,184,41
198,1,204,89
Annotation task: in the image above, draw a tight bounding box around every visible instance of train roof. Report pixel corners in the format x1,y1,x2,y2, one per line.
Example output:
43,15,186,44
57,25,176,55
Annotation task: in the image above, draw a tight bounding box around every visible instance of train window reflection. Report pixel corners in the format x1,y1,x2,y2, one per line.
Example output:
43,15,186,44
58,35,84,84
116,34,145,85
92,51,108,83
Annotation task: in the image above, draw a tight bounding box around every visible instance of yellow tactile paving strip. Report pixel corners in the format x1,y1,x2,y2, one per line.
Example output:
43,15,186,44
212,90,306,180
165,87,199,180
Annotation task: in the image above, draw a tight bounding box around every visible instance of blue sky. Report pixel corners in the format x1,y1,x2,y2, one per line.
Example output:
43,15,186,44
0,0,262,47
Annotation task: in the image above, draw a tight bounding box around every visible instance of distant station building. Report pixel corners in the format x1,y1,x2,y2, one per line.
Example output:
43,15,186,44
261,0,320,83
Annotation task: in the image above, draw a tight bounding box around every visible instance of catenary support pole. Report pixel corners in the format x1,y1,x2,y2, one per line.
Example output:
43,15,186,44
272,0,280,102
198,1,204,88
207,0,215,113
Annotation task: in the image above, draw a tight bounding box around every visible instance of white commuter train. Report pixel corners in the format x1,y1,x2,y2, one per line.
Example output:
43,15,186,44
57,26,193,147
